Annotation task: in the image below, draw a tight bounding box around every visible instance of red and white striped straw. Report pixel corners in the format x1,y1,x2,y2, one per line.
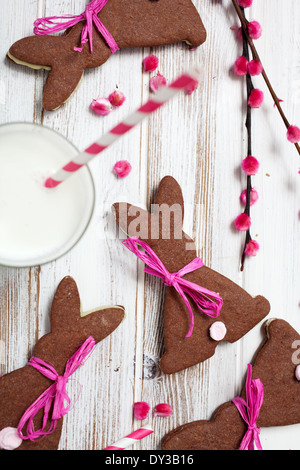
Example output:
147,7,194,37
103,424,153,450
44,70,199,188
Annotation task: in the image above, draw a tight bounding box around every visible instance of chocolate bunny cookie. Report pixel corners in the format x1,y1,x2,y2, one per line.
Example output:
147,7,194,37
7,0,206,110
0,276,125,450
162,319,300,450
113,176,270,374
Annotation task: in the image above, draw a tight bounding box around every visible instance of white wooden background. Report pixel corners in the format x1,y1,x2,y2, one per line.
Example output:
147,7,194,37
1,0,300,451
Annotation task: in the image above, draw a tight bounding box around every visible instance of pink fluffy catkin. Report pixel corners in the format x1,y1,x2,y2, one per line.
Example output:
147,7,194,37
108,90,126,107
237,0,253,7
248,89,264,108
241,155,260,175
247,60,263,76
234,56,248,76
247,21,262,40
113,160,132,178
143,55,159,73
287,125,300,144
133,402,150,420
90,97,112,115
244,239,259,256
235,213,251,231
149,73,167,93
240,188,259,206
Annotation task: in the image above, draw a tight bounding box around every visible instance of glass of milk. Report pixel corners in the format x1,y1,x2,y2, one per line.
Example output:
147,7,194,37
0,122,95,267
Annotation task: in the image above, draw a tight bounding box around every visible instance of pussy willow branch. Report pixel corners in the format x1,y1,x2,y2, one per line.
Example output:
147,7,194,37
240,8,254,272
231,0,300,157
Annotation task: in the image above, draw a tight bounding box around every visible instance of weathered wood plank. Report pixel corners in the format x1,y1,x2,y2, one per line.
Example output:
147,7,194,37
1,0,300,451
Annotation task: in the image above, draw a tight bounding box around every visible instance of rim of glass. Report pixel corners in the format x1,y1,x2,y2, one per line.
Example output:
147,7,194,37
0,121,95,268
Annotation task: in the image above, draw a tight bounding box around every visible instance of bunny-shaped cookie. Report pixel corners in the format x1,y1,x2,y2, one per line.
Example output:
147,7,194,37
7,0,206,110
162,319,300,450
113,176,270,374
0,276,125,450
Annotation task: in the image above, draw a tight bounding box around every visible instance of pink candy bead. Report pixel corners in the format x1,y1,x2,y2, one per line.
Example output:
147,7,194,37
209,322,227,341
0,427,23,450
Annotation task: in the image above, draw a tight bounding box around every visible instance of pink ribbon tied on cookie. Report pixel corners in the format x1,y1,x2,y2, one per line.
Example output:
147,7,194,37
232,364,264,451
34,0,119,53
122,237,223,338
17,336,96,441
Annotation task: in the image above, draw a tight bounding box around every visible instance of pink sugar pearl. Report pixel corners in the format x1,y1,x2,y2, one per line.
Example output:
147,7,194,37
209,322,227,341
0,427,23,450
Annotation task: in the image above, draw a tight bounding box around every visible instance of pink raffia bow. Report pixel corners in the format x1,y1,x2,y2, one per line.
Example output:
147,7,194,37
33,0,119,54
17,336,96,441
122,237,223,338
232,364,264,451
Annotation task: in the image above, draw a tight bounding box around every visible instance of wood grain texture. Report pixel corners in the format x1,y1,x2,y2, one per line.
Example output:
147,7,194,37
0,0,300,450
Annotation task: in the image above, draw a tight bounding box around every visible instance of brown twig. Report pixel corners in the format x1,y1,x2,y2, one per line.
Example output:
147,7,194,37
231,0,300,157
240,9,254,272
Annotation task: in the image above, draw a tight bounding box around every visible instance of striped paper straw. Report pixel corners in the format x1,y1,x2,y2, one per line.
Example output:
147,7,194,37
44,70,199,188
103,424,153,450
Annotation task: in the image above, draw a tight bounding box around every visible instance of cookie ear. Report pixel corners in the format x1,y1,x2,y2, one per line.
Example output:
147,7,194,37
112,177,186,241
8,35,86,110
42,61,85,110
154,176,184,218
78,306,125,344
8,35,58,69
50,277,81,329
251,319,300,428
112,202,151,240
162,402,246,450
50,277,125,342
